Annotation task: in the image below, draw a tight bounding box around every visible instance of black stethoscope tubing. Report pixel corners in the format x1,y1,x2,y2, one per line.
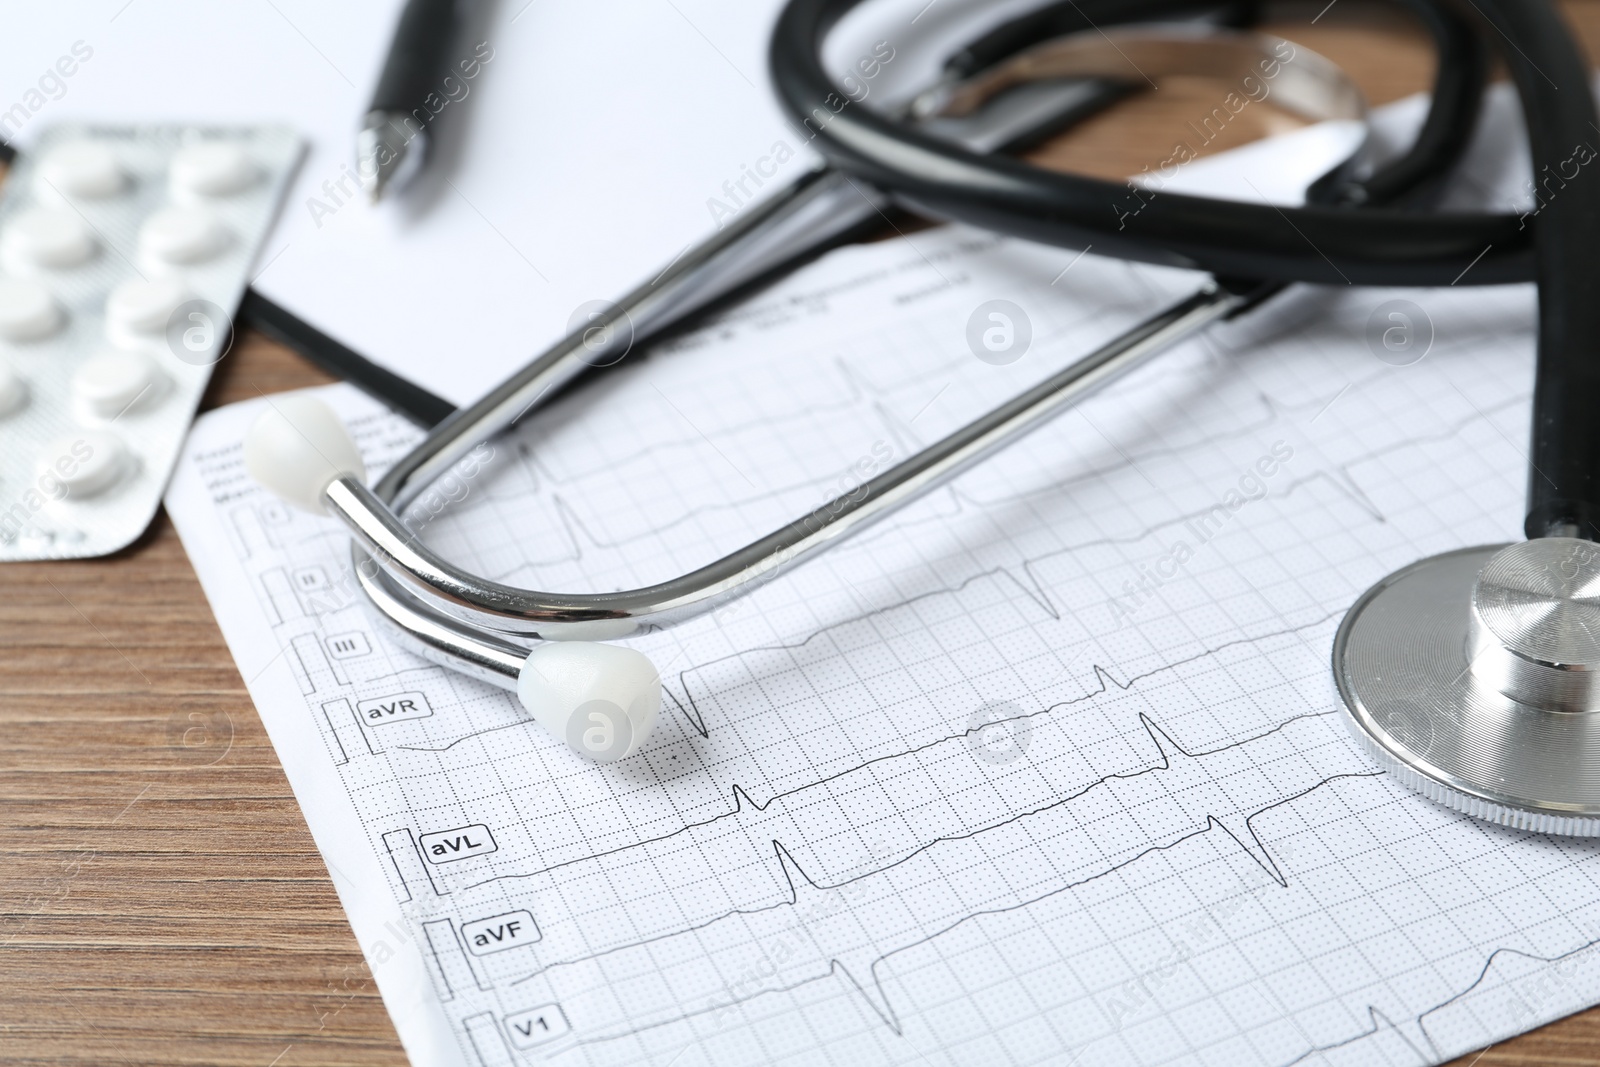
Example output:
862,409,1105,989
769,0,1600,540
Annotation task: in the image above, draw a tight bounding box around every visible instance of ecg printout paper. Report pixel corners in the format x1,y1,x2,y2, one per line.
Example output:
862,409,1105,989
165,189,1600,1065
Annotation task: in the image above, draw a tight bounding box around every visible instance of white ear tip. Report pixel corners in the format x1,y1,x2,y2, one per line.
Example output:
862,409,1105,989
243,395,366,514
517,642,661,762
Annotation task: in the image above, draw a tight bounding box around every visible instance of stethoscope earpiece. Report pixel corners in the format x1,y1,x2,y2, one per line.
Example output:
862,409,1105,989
1335,538,1600,835
517,642,662,763
244,396,365,516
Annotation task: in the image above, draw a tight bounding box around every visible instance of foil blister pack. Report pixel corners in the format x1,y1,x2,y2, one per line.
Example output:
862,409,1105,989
0,122,300,560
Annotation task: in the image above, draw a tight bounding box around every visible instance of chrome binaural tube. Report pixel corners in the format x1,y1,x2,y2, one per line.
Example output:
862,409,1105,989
332,285,1245,686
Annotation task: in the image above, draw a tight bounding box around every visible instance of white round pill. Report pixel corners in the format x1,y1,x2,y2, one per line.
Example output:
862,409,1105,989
0,358,26,416
38,430,127,499
105,277,190,339
0,279,63,341
0,209,96,271
73,349,162,418
36,141,124,199
139,206,229,267
170,141,256,198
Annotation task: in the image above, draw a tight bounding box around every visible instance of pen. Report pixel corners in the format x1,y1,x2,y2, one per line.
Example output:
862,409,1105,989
356,0,479,203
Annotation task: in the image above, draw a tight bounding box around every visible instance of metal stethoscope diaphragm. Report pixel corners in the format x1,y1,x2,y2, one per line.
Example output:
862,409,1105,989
1336,538,1600,834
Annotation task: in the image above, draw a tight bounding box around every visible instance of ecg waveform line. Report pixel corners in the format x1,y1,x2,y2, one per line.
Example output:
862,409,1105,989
554,770,1387,1048
497,705,1353,988
404,688,1370,1048
379,652,1368,1041
398,611,1342,896
540,766,1600,1067
1270,930,1600,1067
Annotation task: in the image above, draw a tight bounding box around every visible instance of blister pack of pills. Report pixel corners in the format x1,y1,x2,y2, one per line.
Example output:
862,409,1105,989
0,122,300,561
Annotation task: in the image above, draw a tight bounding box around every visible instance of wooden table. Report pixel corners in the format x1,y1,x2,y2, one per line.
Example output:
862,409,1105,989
5,4,1600,1064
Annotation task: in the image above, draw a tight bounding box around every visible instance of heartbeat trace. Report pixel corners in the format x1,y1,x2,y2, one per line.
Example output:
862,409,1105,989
399,610,1345,896
549,768,1388,1048
498,705,1359,982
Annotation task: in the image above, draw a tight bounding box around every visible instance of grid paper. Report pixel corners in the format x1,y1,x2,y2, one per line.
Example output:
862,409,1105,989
167,212,1600,1065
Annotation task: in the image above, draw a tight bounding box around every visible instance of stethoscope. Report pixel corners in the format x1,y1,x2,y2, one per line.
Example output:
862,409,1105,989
245,0,1600,835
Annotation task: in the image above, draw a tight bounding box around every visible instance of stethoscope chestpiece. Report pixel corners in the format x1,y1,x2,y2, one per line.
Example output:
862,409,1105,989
1334,538,1600,835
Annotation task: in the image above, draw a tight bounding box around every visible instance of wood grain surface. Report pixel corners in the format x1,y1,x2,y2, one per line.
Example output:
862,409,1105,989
3,4,1599,1065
